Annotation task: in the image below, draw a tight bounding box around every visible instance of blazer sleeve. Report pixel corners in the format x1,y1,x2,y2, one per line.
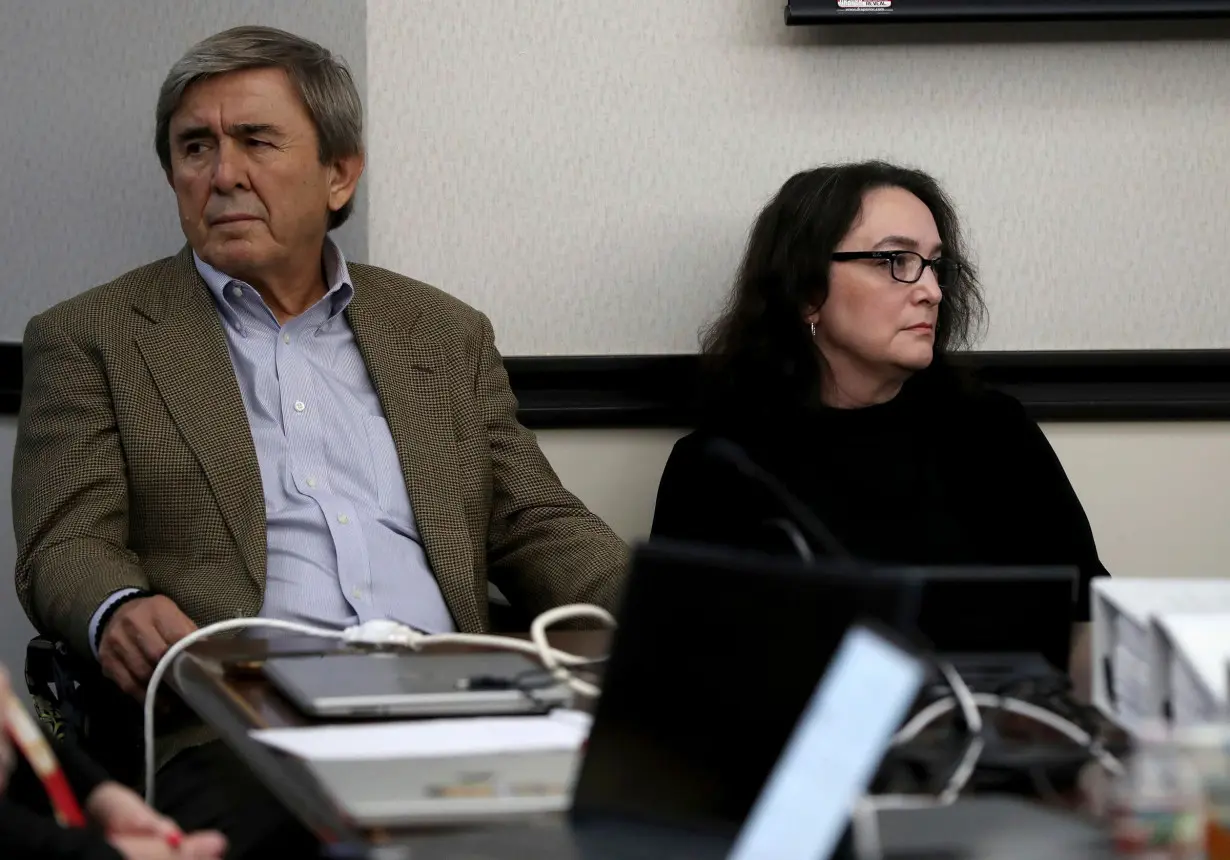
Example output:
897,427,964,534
473,314,629,616
991,394,1110,621
13,312,150,660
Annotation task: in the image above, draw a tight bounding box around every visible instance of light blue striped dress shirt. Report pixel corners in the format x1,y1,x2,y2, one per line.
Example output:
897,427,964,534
89,239,456,652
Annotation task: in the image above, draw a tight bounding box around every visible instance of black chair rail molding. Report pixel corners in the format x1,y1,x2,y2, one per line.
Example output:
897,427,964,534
5,342,1230,427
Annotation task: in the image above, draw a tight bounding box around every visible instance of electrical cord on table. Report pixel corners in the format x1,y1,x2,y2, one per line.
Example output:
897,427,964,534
893,690,1122,777
862,667,1121,829
141,604,616,807
992,674,1107,739
853,663,1124,860
868,660,983,811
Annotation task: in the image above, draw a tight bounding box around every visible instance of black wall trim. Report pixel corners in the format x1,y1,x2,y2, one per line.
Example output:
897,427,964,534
5,341,1230,427
505,350,1230,427
0,343,17,416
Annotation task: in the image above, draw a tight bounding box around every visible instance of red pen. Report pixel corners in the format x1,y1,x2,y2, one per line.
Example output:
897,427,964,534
8,698,187,849
4,697,87,828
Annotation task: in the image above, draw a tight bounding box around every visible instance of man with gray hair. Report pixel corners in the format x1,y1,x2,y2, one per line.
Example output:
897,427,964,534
13,25,628,857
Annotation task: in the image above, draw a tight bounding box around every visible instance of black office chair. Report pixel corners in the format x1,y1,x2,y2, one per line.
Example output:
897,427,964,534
23,634,145,788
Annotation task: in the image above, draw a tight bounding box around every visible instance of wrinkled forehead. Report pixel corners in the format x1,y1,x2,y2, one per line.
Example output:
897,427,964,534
170,67,309,136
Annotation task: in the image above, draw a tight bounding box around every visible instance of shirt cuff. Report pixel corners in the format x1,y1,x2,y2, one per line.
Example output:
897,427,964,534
88,588,141,659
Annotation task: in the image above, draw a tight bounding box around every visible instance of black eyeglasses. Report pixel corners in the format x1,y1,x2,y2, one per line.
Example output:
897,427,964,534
830,250,962,289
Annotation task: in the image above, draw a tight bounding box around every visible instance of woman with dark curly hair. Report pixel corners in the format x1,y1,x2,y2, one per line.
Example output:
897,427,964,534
650,161,1107,687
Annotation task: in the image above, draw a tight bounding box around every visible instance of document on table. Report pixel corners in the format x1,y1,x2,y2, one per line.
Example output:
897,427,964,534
250,710,593,761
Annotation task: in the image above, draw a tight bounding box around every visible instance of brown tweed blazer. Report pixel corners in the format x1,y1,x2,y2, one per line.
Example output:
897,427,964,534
13,246,628,759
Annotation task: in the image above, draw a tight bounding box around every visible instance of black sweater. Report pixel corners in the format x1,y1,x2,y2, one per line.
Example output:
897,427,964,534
651,368,1109,625
1,729,121,860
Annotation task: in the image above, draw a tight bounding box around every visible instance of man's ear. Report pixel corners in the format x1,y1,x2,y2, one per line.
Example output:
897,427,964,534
327,151,365,215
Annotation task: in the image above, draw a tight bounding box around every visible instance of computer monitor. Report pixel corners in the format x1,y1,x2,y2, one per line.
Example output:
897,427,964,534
881,565,1078,672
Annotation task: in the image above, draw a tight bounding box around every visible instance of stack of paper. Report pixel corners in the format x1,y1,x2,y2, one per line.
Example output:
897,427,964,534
252,711,592,826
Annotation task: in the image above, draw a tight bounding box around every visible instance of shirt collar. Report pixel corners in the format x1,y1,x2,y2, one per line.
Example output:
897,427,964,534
195,236,355,330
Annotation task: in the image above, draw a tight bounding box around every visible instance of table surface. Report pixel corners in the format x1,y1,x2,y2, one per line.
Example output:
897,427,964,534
170,630,612,847
170,630,1114,853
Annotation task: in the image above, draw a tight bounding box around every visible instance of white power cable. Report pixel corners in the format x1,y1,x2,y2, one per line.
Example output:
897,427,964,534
142,604,614,806
142,617,344,805
893,690,1124,784
530,604,616,698
855,670,1120,859
929,662,984,804
934,661,980,734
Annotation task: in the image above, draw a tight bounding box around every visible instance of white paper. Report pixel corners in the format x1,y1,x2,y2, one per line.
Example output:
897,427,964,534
1156,613,1230,703
1098,579,1230,621
251,710,592,761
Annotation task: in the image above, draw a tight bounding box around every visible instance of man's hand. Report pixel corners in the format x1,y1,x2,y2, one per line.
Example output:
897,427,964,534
98,596,197,699
89,781,226,860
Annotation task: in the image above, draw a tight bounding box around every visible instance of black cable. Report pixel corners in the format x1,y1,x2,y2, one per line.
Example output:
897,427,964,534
456,657,608,711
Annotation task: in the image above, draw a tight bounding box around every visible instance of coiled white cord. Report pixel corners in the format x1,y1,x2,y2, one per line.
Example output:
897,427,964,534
853,669,1123,860
142,604,615,806
894,691,1123,778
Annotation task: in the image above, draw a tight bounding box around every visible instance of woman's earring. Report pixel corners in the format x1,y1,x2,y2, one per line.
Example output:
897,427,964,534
809,322,817,338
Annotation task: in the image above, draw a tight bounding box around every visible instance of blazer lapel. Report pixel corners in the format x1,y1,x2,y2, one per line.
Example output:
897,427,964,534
346,274,482,630
134,248,267,595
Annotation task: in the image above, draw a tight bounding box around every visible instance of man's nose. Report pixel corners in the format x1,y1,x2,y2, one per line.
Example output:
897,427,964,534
211,140,247,191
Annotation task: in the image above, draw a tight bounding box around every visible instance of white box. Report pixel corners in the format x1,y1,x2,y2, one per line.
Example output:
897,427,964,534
1151,613,1230,727
1091,578,1230,726
252,711,591,826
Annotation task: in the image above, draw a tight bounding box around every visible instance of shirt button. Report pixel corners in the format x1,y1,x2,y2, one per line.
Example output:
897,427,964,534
352,589,362,601
294,400,305,412
230,285,243,298
282,333,291,344
306,476,317,488
338,513,350,525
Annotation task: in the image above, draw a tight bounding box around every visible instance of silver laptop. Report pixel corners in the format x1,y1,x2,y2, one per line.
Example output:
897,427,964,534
263,650,572,718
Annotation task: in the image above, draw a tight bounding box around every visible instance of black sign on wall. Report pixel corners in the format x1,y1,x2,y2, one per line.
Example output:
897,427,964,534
784,0,1230,24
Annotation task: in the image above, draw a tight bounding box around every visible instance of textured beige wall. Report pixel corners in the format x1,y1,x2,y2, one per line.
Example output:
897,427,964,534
537,425,1230,581
366,1,1229,355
